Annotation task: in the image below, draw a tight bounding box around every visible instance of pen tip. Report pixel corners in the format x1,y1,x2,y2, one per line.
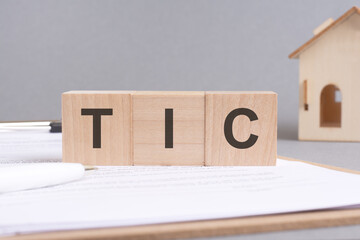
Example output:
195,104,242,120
84,166,97,171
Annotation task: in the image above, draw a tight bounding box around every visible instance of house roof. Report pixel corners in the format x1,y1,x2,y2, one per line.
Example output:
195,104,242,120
289,6,360,59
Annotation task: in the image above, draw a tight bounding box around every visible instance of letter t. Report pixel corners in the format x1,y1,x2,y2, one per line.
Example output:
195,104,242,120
81,108,113,148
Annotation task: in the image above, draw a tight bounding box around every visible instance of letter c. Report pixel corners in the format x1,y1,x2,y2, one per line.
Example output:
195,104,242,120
224,108,258,149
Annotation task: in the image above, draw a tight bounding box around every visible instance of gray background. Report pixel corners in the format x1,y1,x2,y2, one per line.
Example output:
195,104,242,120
1,0,358,127
1,1,360,239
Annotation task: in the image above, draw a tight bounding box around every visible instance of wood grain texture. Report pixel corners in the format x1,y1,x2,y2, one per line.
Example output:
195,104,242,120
289,6,360,59
132,91,205,166
62,91,132,165
4,156,360,240
296,11,360,141
205,92,277,166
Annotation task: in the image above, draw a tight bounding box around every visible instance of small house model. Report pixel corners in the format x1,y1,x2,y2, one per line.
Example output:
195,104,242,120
289,6,360,141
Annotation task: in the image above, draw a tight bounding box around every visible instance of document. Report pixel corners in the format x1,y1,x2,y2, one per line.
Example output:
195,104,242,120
1,158,360,236
1,131,360,237
0,130,62,163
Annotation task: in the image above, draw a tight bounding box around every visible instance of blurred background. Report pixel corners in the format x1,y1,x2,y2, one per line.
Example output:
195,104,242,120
0,0,358,140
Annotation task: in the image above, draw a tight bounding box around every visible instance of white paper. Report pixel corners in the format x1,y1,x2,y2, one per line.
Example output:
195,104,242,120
1,159,360,236
0,130,62,163
1,131,360,237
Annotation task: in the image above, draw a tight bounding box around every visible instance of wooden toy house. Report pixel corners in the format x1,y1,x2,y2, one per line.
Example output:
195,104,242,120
289,6,360,141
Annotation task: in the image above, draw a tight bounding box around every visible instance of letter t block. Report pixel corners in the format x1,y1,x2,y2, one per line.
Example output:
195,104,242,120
62,91,132,165
205,92,277,166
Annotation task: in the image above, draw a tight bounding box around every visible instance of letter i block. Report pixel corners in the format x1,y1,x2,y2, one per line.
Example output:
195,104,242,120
62,91,132,165
132,92,205,165
205,92,277,166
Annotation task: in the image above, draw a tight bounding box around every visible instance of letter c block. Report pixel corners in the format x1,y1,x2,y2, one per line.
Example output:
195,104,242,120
62,91,132,165
205,92,277,166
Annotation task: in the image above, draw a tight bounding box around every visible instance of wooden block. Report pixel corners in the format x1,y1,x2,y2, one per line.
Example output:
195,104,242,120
62,91,132,165
205,92,277,166
132,91,205,165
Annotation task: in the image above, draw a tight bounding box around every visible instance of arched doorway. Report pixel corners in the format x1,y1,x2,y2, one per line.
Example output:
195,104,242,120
320,84,341,127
